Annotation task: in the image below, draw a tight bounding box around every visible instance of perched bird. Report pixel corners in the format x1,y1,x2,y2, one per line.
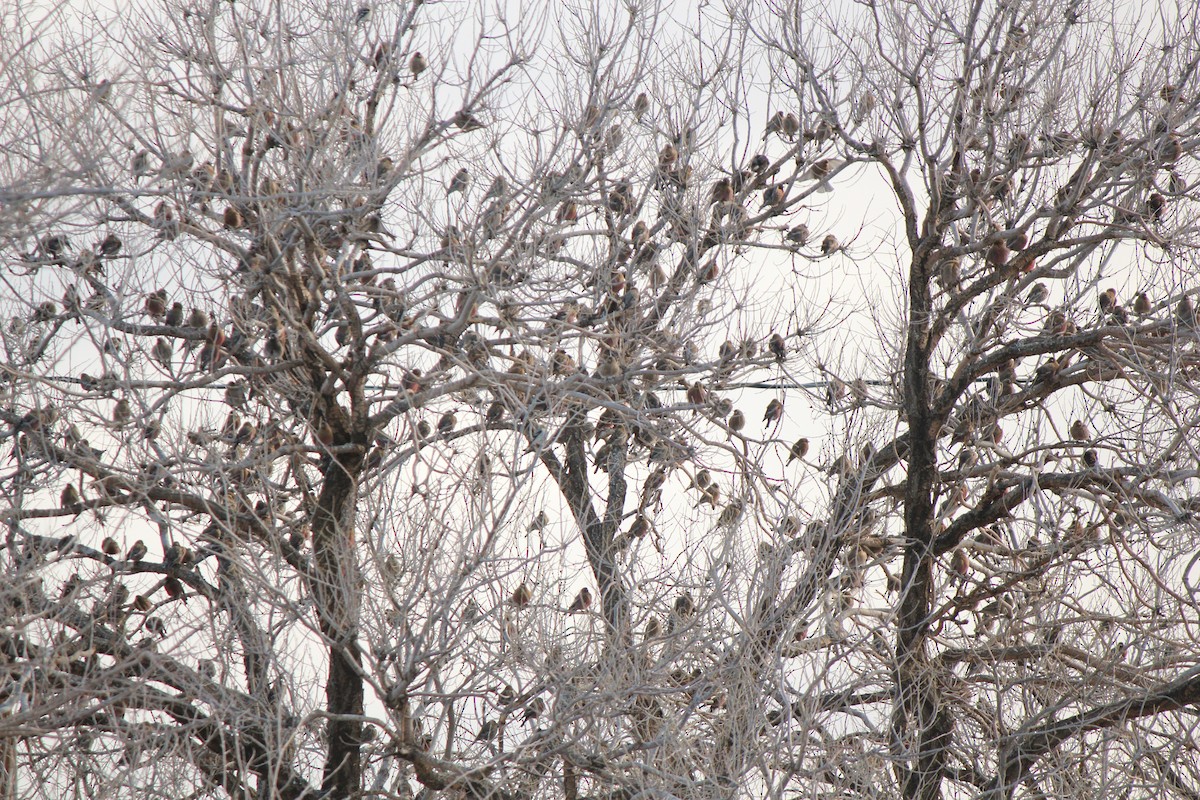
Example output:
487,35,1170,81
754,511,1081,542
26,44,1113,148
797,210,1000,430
761,185,785,209
99,233,122,256
511,582,532,607
674,592,696,617
126,540,147,561
447,168,470,195
1026,282,1049,305
112,398,132,426
987,239,1010,269
749,153,770,173
145,290,167,320
1069,419,1091,441
1147,193,1166,221
102,537,120,556
234,421,257,445
1133,292,1152,316
521,697,546,725
644,617,662,639
567,587,592,613
728,410,745,433
187,307,209,329
686,381,707,406
630,220,649,247
598,355,623,379
658,143,678,170
763,398,783,425
483,175,507,200
951,548,969,577
782,113,800,139
60,484,82,513
528,510,549,533
1098,288,1117,313
693,469,712,491
152,337,173,366
1082,448,1099,467
556,200,578,223
165,302,184,327
410,51,427,77
764,110,785,137
223,206,242,229
1177,295,1195,327
437,412,456,436
821,234,840,255
785,224,809,246
769,332,787,361
710,177,734,205
787,437,810,464
633,92,650,120
475,720,499,743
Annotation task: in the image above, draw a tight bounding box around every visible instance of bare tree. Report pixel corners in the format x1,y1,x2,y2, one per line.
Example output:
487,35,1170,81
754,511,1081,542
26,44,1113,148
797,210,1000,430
2,0,1200,799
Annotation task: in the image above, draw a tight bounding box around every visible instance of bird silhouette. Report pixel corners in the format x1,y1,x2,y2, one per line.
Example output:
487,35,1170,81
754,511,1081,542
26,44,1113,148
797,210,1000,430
763,398,783,425
567,587,592,613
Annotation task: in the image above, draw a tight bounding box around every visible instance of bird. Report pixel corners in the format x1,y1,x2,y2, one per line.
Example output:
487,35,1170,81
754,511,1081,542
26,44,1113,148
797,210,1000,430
165,302,184,327
749,153,770,173
644,617,662,639
769,332,787,361
60,484,82,513
785,224,809,246
674,592,696,617
1147,193,1166,221
633,92,650,120
1098,288,1117,313
630,219,649,248
728,410,745,433
761,185,784,209
567,588,592,613
556,200,578,222
821,234,839,255
686,381,707,406
234,421,256,445
475,720,499,743
483,175,507,200
521,697,546,725
511,583,532,607
99,233,122,256
528,510,549,533
126,540,147,561
764,110,784,137
598,355,623,379
145,290,167,319
1177,295,1195,327
410,51,427,77
658,143,678,170
437,412,456,436
763,398,783,425
787,437,809,464
1069,419,1090,441
102,537,120,556
1026,283,1048,305
782,113,800,139
187,307,209,329
987,239,1010,269
447,168,470,195
693,469,712,491
112,398,132,426
223,206,242,229
152,337,173,366
1133,292,1152,316
1082,448,1099,467
710,177,734,205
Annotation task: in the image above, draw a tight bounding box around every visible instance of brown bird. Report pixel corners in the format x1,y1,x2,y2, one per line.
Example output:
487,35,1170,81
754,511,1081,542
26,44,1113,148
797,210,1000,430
598,355,623,379
987,239,1010,269
951,548,969,577
112,398,132,426
475,720,499,742
710,177,734,205
102,537,120,556
821,234,839,255
749,153,770,173
1133,292,1152,316
644,617,662,639
1069,419,1090,441
633,91,650,120
165,302,184,327
133,595,152,612
567,587,592,613
60,483,82,513
1177,295,1195,326
410,51,427,76
764,110,785,137
447,168,470,195
99,233,122,256
437,411,456,435
769,332,787,361
126,540,147,561
152,337,173,366
186,307,209,329
1008,230,1029,251
658,143,678,170
222,206,242,229
763,398,783,425
787,437,810,464
694,469,712,491
785,224,809,246
145,290,167,319
686,381,707,406
782,112,800,139
234,421,257,445
556,200,578,222
761,185,784,208
630,220,649,247
1082,448,1099,467
1148,193,1166,221
728,409,745,433
511,582,532,607
1098,288,1117,313
1026,282,1049,305
674,592,696,617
